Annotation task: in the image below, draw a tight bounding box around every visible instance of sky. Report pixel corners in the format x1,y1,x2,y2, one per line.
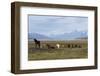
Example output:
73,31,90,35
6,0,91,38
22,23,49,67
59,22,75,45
28,15,88,36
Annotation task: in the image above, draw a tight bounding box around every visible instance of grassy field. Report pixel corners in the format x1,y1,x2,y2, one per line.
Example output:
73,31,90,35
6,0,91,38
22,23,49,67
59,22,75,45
28,40,88,61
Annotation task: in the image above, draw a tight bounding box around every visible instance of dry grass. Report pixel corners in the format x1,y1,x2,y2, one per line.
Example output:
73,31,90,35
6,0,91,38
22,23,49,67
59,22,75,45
28,40,88,61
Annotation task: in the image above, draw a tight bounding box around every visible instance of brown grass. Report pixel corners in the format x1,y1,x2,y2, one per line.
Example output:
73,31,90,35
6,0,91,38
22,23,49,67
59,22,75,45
28,40,88,61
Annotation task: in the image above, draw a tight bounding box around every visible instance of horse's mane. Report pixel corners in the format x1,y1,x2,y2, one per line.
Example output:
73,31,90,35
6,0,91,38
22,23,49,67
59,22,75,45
34,38,37,41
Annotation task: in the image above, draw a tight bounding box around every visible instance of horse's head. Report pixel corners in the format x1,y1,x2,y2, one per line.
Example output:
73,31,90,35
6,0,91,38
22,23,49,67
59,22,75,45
34,38,36,41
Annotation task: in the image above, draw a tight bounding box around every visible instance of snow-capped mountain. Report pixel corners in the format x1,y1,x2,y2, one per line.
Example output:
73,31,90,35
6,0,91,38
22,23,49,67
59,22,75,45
50,30,88,40
28,31,88,40
28,33,52,40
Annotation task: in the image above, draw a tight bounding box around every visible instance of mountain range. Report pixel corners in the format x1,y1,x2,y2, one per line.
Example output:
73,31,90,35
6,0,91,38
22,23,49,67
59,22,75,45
28,33,52,41
28,31,88,41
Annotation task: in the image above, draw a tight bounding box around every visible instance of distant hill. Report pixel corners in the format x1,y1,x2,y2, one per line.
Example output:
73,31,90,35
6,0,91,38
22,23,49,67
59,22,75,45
28,33,52,41
76,37,88,40
28,31,88,41
51,31,88,40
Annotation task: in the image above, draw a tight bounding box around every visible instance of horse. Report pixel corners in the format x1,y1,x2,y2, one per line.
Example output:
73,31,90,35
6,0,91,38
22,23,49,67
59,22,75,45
56,44,60,49
46,44,55,49
34,38,40,48
67,44,71,48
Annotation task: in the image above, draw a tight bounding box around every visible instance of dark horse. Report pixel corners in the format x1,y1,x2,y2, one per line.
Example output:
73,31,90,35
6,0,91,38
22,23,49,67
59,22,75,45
34,38,40,48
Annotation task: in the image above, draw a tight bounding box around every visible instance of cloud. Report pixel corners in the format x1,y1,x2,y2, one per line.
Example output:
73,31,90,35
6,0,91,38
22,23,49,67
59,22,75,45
28,15,88,36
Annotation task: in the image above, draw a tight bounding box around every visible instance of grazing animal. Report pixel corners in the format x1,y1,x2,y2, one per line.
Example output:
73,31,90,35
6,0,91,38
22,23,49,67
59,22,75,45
75,44,78,48
56,44,60,49
67,44,71,48
46,44,55,49
34,38,40,48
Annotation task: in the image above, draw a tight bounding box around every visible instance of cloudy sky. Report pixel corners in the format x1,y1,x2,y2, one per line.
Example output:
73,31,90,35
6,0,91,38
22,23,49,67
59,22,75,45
28,15,88,36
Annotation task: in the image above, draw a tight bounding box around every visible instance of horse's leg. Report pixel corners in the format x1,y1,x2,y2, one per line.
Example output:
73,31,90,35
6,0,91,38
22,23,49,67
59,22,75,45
38,42,40,48
36,43,38,48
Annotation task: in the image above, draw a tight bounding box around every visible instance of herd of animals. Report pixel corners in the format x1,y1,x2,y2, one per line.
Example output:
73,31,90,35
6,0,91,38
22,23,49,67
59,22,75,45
33,38,82,49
